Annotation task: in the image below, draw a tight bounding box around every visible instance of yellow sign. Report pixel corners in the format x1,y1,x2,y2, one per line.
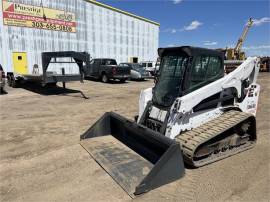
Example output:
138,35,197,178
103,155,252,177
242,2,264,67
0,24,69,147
2,1,76,32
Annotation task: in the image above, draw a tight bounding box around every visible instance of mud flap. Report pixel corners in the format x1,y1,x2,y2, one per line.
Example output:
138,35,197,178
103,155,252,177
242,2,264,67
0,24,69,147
80,112,185,198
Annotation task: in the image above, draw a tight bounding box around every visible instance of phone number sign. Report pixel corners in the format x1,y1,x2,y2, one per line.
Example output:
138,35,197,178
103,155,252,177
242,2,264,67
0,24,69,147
2,1,76,33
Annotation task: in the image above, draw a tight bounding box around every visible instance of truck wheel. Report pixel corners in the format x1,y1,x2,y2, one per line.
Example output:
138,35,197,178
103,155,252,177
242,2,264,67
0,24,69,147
101,74,109,83
119,79,126,83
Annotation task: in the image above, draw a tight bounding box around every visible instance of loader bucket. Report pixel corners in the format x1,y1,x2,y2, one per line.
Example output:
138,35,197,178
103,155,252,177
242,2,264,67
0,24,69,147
80,112,185,198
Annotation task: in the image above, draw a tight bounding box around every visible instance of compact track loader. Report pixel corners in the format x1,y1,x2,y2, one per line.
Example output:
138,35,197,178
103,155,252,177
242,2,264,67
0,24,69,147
80,46,260,197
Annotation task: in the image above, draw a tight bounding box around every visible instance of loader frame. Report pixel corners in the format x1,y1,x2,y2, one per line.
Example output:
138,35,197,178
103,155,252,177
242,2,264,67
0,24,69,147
7,51,90,87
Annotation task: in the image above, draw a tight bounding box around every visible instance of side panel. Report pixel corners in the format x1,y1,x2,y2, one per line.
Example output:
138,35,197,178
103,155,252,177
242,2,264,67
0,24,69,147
1,0,159,74
167,108,223,139
138,87,153,121
1,0,86,74
84,2,159,63
238,84,260,116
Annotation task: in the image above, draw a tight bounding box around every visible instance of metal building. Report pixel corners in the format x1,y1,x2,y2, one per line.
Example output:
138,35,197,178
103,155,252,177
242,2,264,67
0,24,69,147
0,0,160,74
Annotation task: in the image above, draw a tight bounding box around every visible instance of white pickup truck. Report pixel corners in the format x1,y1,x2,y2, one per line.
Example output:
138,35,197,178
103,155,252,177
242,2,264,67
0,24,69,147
140,61,156,76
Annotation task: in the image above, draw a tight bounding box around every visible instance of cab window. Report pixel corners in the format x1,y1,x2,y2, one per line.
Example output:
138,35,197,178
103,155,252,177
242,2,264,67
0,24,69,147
188,56,222,92
206,57,222,77
190,56,209,86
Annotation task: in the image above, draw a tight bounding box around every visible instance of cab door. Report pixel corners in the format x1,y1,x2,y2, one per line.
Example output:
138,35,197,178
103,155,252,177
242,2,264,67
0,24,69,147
92,59,101,77
13,52,28,74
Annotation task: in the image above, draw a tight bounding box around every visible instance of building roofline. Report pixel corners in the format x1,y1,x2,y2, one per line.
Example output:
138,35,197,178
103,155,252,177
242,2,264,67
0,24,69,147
85,0,160,26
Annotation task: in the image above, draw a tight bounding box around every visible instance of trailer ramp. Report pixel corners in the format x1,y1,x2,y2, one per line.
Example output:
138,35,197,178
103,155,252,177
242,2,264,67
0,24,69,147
80,112,185,198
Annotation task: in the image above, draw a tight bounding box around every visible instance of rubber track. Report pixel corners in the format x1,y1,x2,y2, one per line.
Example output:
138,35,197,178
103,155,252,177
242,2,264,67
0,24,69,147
175,110,256,167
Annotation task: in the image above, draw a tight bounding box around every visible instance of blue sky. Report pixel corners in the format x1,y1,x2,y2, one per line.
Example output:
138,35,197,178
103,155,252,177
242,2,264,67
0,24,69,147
98,0,270,56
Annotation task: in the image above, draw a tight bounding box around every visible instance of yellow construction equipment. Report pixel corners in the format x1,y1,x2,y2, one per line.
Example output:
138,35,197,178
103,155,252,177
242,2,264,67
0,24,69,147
226,18,253,60
223,18,253,73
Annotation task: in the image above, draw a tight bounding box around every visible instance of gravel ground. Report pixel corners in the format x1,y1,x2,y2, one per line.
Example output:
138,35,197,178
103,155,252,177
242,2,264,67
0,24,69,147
0,73,269,202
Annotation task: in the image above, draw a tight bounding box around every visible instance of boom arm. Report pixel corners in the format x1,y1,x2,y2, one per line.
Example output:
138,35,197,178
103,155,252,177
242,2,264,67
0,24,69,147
175,57,259,115
234,18,253,53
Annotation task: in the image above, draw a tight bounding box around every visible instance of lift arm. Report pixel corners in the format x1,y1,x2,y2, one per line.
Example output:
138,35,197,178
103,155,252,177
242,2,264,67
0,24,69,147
234,18,253,53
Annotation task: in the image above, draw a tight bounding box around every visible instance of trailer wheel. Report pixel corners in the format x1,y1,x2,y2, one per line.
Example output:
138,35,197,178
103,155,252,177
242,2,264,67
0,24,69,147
101,73,109,83
46,82,57,87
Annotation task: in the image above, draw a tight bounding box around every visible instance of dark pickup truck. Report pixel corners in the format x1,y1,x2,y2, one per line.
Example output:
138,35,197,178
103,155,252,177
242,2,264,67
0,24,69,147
83,58,130,83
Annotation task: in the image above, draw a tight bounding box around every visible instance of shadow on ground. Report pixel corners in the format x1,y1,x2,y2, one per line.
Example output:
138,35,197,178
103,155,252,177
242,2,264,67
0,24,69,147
0,89,8,95
18,82,88,99
84,77,131,85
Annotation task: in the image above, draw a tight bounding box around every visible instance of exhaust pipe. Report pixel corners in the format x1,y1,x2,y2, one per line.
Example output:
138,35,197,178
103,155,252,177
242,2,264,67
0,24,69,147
80,112,185,198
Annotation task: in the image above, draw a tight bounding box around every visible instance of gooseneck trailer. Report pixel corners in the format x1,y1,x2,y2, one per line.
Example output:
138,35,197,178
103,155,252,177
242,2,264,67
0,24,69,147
7,51,89,88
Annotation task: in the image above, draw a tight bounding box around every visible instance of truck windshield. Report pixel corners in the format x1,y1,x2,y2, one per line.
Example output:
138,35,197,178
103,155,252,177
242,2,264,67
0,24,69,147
153,55,189,107
131,64,143,70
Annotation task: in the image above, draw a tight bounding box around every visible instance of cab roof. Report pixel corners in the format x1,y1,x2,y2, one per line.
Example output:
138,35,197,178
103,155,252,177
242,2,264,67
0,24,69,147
158,46,224,58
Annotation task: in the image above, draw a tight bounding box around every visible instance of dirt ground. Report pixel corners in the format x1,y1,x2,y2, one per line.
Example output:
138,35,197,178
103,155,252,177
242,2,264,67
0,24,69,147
0,73,269,202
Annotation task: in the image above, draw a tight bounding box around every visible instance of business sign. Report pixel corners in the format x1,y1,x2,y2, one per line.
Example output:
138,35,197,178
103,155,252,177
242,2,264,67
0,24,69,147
2,1,76,32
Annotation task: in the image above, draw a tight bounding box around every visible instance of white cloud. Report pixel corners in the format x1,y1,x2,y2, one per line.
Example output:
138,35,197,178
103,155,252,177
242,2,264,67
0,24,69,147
162,28,171,32
252,17,270,26
171,29,177,34
162,28,178,34
172,0,183,4
203,41,218,46
162,20,203,33
224,44,270,56
183,20,203,31
225,44,235,49
242,45,270,56
167,44,176,47
242,45,270,50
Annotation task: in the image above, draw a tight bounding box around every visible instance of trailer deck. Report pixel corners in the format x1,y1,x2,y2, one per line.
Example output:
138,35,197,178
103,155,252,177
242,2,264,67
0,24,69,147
19,73,82,84
7,51,90,87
